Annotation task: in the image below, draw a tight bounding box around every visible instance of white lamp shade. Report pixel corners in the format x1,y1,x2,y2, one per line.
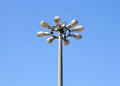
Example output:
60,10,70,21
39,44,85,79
37,32,44,37
71,26,84,32
46,37,55,43
40,21,52,29
71,34,82,39
54,16,61,26
37,32,50,37
67,19,78,29
61,22,66,27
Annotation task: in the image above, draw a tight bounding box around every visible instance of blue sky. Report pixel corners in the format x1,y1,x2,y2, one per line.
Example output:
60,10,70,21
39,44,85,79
0,0,120,86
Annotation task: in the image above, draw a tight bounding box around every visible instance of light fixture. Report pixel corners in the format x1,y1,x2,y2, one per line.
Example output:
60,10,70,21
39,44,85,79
54,16,61,26
37,31,50,37
38,17,83,44
63,38,70,45
71,26,84,32
70,34,82,39
40,21,52,29
61,22,66,27
46,36,55,43
67,19,78,29
37,16,84,86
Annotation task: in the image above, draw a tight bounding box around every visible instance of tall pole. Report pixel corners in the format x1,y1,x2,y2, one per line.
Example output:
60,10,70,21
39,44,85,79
58,31,63,86
37,16,84,86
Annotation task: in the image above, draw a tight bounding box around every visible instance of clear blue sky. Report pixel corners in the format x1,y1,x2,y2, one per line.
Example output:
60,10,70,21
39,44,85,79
0,0,120,86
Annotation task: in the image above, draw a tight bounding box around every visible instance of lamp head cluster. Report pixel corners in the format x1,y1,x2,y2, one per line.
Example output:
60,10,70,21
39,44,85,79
37,16,84,45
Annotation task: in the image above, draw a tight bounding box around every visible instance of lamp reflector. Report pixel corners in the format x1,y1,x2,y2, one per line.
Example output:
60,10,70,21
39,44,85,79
70,34,82,39
67,19,78,29
54,16,61,26
71,26,84,32
63,38,70,45
40,21,52,29
37,32,44,37
37,32,50,37
46,37,55,43
61,22,66,27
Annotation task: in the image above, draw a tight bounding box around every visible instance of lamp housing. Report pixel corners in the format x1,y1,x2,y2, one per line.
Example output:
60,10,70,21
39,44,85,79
71,26,84,32
61,22,66,27
70,34,82,39
67,19,78,29
37,32,50,37
54,16,61,26
63,38,70,45
40,21,52,29
46,36,55,43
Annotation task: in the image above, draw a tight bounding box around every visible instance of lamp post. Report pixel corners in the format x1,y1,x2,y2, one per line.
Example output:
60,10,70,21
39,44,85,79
37,16,84,86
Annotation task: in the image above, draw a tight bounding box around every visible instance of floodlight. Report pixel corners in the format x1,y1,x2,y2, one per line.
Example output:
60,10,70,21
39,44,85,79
54,16,61,26
37,16,84,86
71,26,84,32
63,38,70,45
40,21,52,29
46,36,55,43
37,31,50,37
61,22,66,27
70,34,82,39
37,32,44,37
67,19,78,29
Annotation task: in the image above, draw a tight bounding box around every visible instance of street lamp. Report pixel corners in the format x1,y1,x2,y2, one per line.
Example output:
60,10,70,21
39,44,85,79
37,16,84,86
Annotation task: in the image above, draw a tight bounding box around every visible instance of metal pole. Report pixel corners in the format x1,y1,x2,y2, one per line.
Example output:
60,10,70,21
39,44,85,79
58,31,63,86
38,16,83,86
